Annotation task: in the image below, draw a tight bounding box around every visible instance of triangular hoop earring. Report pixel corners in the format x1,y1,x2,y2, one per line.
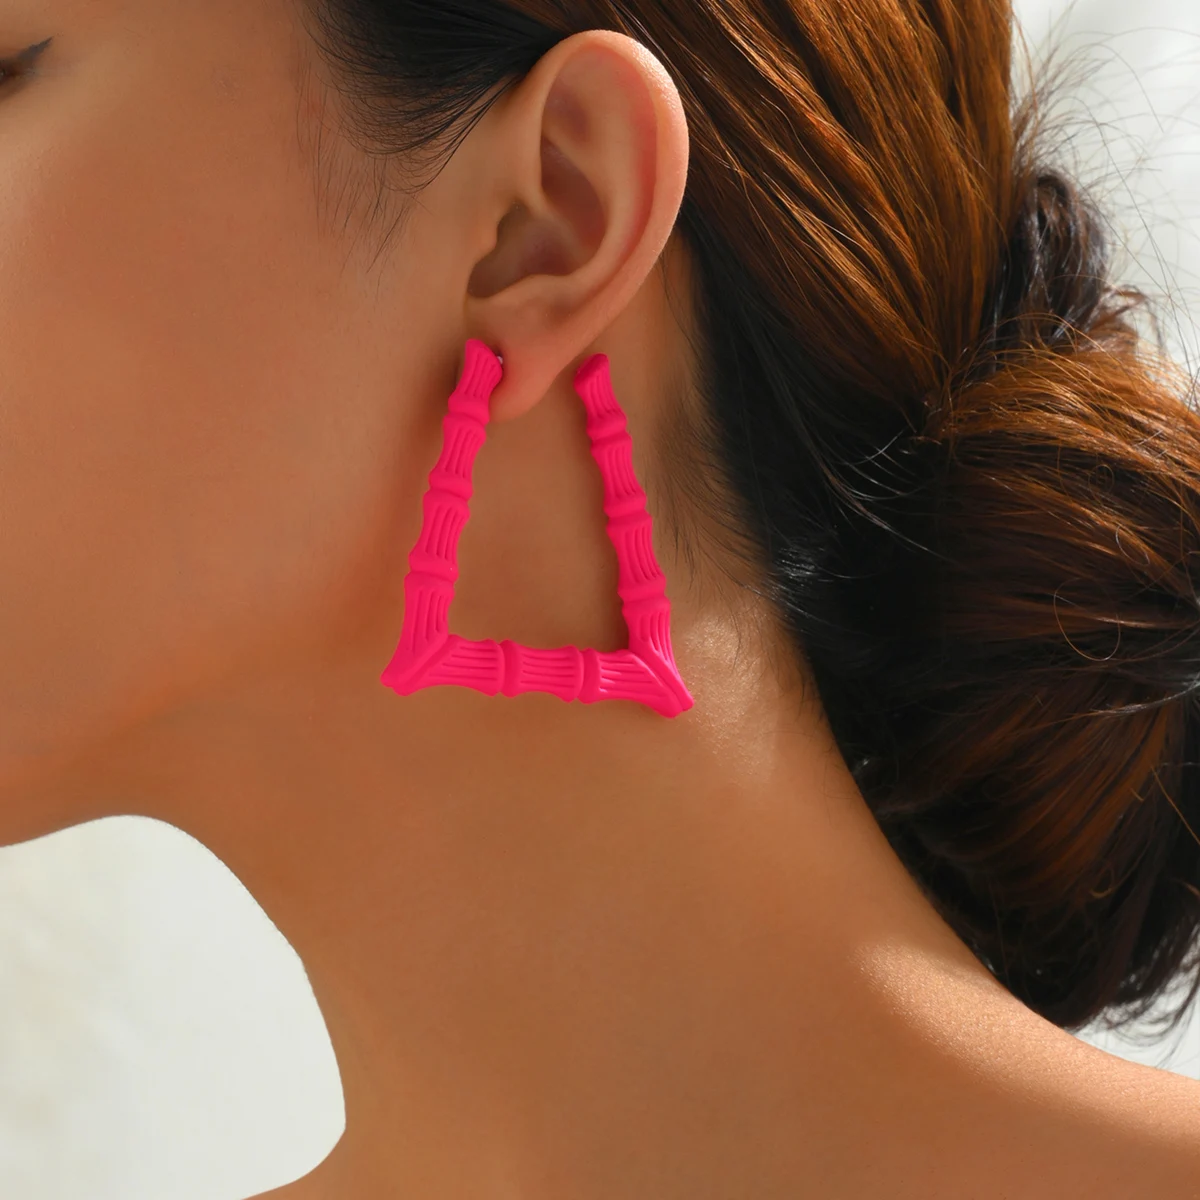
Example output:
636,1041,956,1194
380,339,694,718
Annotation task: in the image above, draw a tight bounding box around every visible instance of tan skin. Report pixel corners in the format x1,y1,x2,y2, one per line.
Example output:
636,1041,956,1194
4,2,1200,1197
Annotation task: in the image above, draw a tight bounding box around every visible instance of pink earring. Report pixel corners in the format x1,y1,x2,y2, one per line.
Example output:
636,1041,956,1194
380,339,694,718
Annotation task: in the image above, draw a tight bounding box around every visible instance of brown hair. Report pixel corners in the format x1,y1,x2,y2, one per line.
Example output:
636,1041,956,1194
305,0,1200,1034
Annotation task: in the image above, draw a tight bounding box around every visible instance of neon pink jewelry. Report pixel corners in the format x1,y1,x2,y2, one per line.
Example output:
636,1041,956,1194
380,339,694,718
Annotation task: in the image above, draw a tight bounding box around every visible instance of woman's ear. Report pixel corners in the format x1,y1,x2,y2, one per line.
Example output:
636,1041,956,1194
456,29,689,423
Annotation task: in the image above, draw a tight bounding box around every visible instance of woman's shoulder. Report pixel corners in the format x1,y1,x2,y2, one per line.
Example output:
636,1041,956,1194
245,941,1200,1200
824,940,1200,1199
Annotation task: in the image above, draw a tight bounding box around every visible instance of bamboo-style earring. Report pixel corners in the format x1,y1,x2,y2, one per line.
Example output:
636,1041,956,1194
380,340,694,718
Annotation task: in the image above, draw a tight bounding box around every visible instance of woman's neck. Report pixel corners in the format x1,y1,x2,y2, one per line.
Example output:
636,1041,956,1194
69,604,1200,1200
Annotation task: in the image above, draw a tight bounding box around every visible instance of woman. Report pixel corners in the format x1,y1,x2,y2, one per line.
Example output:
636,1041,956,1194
6,0,1200,1196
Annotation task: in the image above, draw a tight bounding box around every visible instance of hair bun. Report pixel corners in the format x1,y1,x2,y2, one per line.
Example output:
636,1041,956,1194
855,161,1200,1031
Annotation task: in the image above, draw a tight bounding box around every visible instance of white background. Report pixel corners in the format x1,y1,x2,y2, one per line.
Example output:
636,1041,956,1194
3,2,1200,1196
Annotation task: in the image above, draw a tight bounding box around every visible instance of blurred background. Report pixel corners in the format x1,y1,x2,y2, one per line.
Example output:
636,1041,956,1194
3,1,1200,1196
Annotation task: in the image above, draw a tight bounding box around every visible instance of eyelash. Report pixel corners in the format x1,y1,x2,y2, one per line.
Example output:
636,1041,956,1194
0,38,52,88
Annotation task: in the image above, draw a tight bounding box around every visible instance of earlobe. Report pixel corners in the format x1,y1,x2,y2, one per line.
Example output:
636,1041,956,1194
461,30,689,425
